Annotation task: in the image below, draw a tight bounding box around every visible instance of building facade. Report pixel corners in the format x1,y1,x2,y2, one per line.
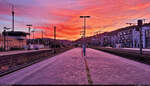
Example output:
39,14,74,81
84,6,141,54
145,27,150,48
95,23,150,48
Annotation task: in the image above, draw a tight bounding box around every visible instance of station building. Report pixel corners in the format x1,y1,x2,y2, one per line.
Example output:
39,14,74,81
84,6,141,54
0,31,28,50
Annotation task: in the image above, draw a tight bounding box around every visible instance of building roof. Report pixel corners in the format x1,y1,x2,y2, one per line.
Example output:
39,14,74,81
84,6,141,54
2,31,28,37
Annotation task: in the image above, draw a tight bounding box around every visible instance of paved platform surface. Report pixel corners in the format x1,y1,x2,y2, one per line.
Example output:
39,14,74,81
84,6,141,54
0,48,150,85
0,48,88,85
86,48,150,84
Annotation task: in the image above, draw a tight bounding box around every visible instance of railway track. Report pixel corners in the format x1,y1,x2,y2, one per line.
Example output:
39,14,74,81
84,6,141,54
0,47,73,77
91,47,150,65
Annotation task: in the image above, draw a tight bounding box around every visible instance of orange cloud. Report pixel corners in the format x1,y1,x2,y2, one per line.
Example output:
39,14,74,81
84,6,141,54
1,0,150,40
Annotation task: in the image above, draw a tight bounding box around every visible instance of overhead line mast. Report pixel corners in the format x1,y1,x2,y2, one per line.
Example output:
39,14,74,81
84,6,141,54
12,4,15,32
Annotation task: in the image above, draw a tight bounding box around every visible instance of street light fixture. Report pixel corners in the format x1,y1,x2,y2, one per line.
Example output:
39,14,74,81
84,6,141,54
80,16,91,56
4,27,11,30
80,16,90,18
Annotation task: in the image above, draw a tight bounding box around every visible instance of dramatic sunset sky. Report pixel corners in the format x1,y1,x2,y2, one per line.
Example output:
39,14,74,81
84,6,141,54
0,0,150,40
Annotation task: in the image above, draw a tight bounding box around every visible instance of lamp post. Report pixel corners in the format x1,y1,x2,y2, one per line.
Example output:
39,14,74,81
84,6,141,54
80,16,90,56
126,19,145,55
3,27,11,51
54,26,56,54
138,20,143,55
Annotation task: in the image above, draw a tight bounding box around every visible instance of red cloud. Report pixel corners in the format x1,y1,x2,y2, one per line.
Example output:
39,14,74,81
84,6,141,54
1,0,150,40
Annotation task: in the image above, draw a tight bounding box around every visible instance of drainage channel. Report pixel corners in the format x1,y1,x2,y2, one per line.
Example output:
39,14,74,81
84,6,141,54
83,56,93,85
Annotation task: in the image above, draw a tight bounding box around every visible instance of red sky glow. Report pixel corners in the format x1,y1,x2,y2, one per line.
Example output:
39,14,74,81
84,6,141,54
0,0,150,40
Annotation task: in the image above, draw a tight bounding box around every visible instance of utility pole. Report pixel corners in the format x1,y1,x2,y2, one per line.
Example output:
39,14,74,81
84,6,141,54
138,20,143,55
3,29,6,51
54,26,56,54
94,31,99,46
80,16,90,56
26,25,32,43
12,5,15,32
41,30,44,44
142,19,146,23
32,30,35,44
26,25,32,50
97,30,104,47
